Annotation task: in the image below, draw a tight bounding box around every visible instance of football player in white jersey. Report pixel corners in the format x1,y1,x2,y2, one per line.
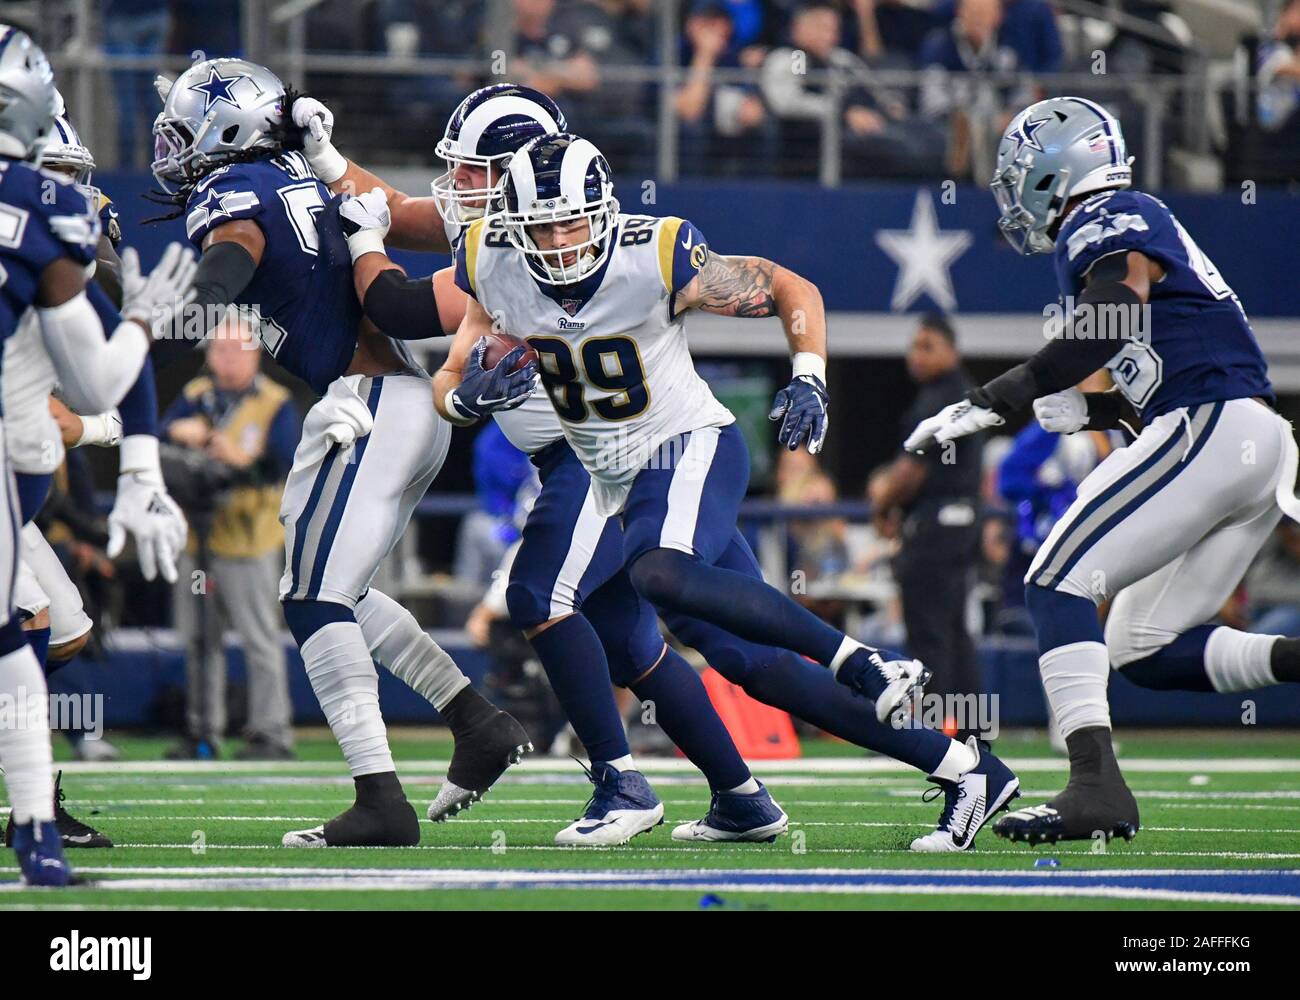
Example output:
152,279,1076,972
327,123,1022,849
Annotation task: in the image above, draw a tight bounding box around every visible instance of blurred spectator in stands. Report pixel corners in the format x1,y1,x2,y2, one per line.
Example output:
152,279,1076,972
762,1,944,178
677,1,777,176
554,0,658,171
455,423,534,591
928,0,1062,72
103,0,171,169
162,322,300,761
842,0,942,66
511,0,601,111
1257,0,1300,131
868,313,982,739
782,469,850,616
1246,521,1300,637
919,0,1040,178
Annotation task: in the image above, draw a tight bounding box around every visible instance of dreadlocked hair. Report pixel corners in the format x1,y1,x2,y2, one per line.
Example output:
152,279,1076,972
142,83,312,224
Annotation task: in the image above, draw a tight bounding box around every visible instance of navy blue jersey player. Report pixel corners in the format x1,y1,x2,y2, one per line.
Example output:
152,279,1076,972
905,96,1300,845
0,26,196,884
147,57,533,848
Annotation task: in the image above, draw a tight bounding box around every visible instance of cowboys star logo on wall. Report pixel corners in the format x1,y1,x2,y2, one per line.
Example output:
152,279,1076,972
189,66,243,113
873,189,972,312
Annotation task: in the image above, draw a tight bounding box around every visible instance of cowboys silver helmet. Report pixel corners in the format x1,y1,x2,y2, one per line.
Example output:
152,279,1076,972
0,26,57,161
431,83,566,229
498,132,619,286
152,57,286,191
991,96,1133,255
43,91,95,184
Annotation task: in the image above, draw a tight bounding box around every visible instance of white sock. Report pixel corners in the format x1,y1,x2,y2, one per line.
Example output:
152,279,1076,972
355,588,470,710
1039,640,1112,739
930,737,978,782
300,621,395,777
0,645,54,823
828,636,865,675
726,777,761,795
605,754,636,772
1204,626,1280,692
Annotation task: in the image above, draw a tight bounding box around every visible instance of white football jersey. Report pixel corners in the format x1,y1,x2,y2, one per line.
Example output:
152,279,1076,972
462,212,734,516
3,310,64,476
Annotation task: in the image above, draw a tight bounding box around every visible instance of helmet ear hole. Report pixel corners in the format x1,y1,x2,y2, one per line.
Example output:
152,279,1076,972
1034,173,1056,192
221,124,239,144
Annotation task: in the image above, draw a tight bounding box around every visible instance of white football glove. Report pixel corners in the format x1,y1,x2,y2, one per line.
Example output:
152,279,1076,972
74,410,124,448
1033,388,1089,435
903,399,1004,453
338,187,392,262
120,243,198,340
107,436,189,584
291,96,347,184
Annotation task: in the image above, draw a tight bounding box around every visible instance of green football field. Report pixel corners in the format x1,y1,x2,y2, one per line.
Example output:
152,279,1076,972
3,728,1299,910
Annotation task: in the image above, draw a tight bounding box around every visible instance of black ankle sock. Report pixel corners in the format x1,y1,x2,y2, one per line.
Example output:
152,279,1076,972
1270,637,1300,683
354,771,406,806
1063,726,1121,783
439,685,498,738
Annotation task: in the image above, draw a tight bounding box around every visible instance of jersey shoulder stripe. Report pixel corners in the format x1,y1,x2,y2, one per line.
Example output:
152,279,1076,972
655,216,685,292
463,216,487,295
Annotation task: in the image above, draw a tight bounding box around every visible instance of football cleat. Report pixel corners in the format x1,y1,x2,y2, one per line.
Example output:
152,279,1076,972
836,647,930,723
672,782,789,843
428,710,533,822
554,762,664,847
5,771,113,849
283,795,421,848
11,820,76,886
911,738,1020,852
994,779,1139,846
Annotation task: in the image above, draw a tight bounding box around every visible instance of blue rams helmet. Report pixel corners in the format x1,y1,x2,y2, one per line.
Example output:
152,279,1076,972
151,57,286,191
498,132,618,286
991,96,1133,255
0,26,57,161
432,83,566,228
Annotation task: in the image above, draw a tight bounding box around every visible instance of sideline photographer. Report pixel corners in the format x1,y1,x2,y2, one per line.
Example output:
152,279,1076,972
161,317,301,760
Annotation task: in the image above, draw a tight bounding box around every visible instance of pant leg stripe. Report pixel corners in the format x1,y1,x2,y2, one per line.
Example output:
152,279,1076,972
659,427,719,554
1029,412,1194,587
288,443,342,599
305,378,383,601
1047,401,1224,590
548,483,606,620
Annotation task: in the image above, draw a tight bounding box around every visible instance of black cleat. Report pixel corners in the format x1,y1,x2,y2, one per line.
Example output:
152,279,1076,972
993,726,1139,845
5,771,113,849
428,706,533,821
282,772,420,847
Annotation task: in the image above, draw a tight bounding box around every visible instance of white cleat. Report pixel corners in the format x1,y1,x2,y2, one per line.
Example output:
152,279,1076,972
553,762,664,847
427,782,480,822
910,738,1021,852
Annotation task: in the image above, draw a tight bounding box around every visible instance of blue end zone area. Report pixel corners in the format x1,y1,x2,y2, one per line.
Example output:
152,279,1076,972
47,632,1300,730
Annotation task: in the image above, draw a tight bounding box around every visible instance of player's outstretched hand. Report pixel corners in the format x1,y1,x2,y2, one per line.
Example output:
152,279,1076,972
339,187,392,261
769,374,829,454
448,338,540,422
1033,388,1088,434
107,470,189,584
121,243,198,340
291,96,347,184
904,399,1004,453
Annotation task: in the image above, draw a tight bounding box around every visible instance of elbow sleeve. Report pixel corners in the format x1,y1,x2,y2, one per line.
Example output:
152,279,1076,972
362,268,444,339
37,292,148,414
153,240,258,368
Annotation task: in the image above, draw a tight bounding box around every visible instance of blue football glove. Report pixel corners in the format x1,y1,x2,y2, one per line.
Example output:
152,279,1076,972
448,338,540,422
769,374,829,454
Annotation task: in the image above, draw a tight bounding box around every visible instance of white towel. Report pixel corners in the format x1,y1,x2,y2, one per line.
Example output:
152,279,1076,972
297,375,375,468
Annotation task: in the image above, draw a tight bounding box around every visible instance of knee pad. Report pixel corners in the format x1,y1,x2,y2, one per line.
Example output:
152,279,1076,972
593,605,666,688
627,549,683,607
1024,583,1104,653
505,578,552,632
282,598,354,648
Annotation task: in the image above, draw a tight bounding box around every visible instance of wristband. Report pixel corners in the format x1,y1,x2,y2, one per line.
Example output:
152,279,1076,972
308,144,348,185
443,388,476,426
346,229,387,263
792,352,826,384
120,433,161,477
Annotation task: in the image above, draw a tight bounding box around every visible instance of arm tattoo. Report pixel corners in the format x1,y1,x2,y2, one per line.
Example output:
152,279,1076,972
694,253,778,318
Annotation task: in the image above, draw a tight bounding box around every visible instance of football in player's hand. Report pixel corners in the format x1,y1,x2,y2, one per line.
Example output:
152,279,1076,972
480,331,538,373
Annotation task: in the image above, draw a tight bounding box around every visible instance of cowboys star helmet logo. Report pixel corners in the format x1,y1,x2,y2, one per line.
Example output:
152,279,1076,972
1013,115,1051,154
189,66,243,113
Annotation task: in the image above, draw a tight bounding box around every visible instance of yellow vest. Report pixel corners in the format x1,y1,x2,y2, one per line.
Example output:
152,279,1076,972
181,376,293,559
